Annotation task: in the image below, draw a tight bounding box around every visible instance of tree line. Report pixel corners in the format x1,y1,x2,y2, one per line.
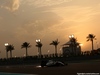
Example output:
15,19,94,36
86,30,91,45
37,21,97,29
5,39,60,58
4,34,96,58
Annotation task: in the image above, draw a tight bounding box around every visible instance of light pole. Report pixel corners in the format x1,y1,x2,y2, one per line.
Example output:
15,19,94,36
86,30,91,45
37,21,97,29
5,43,8,46
5,43,9,59
36,39,40,55
36,39,42,57
69,35,74,38
36,39,40,43
69,35,75,55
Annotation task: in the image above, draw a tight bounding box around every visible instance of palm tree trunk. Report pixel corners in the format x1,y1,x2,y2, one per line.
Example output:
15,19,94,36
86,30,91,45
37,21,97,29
38,47,39,55
55,45,57,55
26,47,28,57
40,47,42,58
40,47,42,56
10,50,12,58
92,40,94,51
6,51,8,59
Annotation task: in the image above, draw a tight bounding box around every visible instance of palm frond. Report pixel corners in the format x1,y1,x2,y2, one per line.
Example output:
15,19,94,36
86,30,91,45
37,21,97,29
21,42,31,49
50,39,60,46
6,44,14,51
86,34,96,42
36,42,43,48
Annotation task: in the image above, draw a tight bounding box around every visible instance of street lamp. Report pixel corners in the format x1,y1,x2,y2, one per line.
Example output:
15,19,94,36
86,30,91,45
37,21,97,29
5,43,8,46
4,43,9,59
36,39,42,57
69,35,74,38
79,43,83,46
36,39,41,42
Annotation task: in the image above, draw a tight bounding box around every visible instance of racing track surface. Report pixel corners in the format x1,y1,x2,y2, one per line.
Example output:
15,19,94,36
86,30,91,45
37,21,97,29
0,61,100,75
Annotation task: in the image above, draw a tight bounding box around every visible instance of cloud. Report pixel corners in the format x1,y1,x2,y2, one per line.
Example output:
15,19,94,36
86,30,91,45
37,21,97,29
0,0,20,12
14,11,62,41
22,0,72,7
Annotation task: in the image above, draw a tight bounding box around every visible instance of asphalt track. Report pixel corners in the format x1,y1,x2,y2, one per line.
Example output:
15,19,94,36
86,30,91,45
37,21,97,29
0,72,34,75
0,61,100,75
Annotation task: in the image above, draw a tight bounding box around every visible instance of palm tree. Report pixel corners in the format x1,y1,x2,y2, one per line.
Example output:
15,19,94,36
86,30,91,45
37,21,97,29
50,39,60,55
36,41,43,56
69,37,78,55
21,42,31,57
6,44,14,58
86,34,96,51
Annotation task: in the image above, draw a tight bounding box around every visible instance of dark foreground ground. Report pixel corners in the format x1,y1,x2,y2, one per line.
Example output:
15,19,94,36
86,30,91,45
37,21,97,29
0,60,100,75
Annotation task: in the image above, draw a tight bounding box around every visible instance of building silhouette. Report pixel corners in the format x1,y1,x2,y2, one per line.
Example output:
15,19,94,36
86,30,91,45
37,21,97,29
62,35,81,56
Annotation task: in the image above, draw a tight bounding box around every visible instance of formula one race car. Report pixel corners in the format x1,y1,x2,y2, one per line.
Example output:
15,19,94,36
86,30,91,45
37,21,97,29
41,60,68,67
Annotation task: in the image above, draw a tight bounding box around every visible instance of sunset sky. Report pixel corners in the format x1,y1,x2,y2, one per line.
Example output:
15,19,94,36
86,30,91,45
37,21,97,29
0,0,100,58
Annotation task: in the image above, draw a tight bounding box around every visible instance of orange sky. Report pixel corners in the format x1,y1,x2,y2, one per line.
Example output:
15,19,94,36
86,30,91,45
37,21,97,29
0,0,100,58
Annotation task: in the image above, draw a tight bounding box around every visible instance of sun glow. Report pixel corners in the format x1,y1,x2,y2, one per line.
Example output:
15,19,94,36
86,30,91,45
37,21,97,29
80,44,83,46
